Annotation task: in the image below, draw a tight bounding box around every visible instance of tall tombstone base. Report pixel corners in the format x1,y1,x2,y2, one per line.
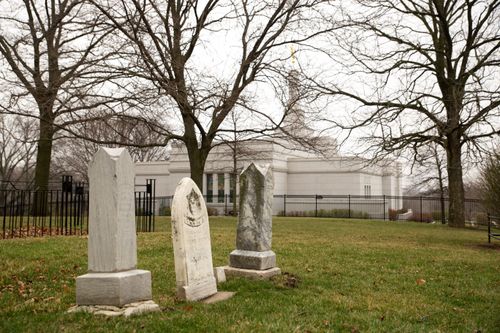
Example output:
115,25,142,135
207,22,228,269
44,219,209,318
76,269,152,306
222,266,281,280
177,276,217,301
229,249,276,270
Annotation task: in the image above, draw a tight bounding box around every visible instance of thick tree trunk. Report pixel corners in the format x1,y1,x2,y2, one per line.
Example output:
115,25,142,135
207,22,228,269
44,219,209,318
33,116,54,216
34,119,54,191
446,135,465,228
185,143,207,192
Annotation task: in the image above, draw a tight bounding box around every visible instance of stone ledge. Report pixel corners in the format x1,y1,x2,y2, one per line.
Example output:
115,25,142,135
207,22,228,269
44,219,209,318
67,300,160,317
76,269,152,306
213,266,226,284
229,249,276,270
222,266,281,280
177,277,217,301
201,291,236,304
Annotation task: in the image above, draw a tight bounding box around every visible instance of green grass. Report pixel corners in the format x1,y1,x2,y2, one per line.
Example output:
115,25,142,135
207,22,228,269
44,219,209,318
0,217,499,332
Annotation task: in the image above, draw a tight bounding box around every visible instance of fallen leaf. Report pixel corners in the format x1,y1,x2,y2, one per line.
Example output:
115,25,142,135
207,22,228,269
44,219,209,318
416,278,426,285
17,281,26,295
182,305,193,312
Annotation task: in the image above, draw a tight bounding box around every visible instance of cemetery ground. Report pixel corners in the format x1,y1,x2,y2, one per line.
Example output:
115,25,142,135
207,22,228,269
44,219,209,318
0,217,498,333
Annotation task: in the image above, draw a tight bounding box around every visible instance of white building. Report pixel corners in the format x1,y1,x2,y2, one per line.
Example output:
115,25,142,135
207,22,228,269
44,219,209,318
135,71,403,215
135,138,403,216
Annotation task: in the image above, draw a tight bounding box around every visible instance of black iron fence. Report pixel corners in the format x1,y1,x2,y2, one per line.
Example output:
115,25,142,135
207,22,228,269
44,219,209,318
488,215,500,243
0,187,88,238
156,194,488,225
1,177,157,239
135,179,156,232
2,185,496,239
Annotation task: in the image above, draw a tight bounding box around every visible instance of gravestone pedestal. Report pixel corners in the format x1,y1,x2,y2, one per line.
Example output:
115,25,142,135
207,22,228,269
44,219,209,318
229,249,276,270
222,163,280,280
76,270,152,306
73,148,158,314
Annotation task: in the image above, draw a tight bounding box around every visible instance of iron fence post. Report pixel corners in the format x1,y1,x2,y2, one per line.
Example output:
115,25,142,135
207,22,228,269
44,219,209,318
225,194,228,215
383,195,386,220
440,195,446,224
488,213,491,243
315,195,318,217
283,194,286,216
420,196,423,222
348,195,351,218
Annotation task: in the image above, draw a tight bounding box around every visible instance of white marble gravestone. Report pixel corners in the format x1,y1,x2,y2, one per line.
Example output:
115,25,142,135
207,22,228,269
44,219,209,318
171,178,218,301
223,163,281,279
75,147,155,308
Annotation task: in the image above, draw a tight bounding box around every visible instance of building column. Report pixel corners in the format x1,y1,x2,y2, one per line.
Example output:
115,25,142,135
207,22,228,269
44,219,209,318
202,173,207,195
236,174,240,197
213,174,218,201
224,173,230,198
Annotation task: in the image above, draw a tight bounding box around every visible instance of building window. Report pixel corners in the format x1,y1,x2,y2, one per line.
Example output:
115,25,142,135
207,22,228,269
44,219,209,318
229,173,236,203
206,174,213,203
217,174,224,203
364,185,371,198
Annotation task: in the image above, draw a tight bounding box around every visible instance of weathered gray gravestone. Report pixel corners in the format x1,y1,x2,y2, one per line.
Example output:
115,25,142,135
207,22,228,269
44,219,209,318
74,148,158,312
224,163,281,279
171,178,218,301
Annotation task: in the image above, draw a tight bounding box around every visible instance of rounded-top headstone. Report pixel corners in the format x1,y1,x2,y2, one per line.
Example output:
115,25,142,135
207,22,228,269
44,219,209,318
171,177,217,301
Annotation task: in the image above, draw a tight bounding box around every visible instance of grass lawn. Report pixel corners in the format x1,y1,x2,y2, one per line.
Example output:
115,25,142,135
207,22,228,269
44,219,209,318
0,217,499,332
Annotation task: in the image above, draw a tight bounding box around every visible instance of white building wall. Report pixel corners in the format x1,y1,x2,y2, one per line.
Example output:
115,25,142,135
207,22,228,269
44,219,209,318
287,172,361,195
273,170,288,195
135,161,171,197
134,141,403,211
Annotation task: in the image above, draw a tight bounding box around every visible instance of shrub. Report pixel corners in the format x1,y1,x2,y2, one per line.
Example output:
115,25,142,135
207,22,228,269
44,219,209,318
409,212,433,223
432,211,447,223
206,207,219,216
279,209,370,219
388,208,409,221
158,206,171,216
388,209,398,221
475,212,488,226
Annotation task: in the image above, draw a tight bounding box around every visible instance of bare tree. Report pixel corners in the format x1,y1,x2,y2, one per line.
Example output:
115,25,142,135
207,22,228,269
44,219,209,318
315,0,500,227
0,115,37,190
406,143,448,223
93,0,332,190
478,150,500,217
53,116,169,181
0,0,125,191
213,107,266,214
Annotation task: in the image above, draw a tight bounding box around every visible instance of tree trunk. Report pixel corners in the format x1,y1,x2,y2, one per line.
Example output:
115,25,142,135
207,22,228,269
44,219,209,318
446,135,465,228
34,119,54,191
185,143,207,192
435,153,446,224
232,145,238,216
33,117,54,216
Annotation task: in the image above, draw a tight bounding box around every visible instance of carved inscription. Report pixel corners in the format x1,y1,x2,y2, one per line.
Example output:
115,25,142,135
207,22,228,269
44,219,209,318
184,189,203,227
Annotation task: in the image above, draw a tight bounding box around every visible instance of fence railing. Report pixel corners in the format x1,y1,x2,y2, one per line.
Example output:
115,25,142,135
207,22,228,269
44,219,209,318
1,178,157,239
156,194,488,225
0,189,88,238
488,215,500,243
2,189,496,239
